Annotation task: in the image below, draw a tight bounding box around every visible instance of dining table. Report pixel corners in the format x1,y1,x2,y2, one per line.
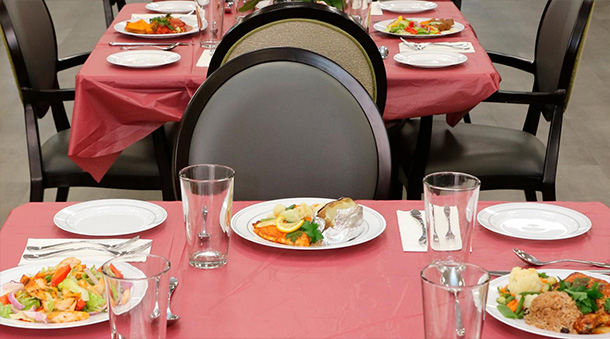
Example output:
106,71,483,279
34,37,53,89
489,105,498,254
1,200,609,338
68,1,500,182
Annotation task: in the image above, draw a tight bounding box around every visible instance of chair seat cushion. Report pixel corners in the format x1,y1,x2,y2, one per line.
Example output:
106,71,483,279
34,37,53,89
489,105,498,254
42,129,160,177
399,119,546,177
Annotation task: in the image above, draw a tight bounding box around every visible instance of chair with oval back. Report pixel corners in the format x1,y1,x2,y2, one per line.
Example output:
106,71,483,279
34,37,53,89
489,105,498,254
397,0,595,200
0,0,173,201
174,47,391,200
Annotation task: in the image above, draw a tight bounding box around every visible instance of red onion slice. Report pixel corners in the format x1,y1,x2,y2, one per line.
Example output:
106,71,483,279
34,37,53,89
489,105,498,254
8,288,25,310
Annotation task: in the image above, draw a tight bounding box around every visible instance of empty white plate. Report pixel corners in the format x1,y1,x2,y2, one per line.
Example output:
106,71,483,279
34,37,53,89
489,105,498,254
54,199,167,236
394,51,467,68
379,1,437,13
107,50,181,68
477,203,591,240
145,1,198,13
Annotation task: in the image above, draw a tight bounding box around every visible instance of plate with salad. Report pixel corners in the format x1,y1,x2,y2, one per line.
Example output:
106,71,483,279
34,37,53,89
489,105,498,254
0,257,144,329
486,268,610,338
373,17,464,38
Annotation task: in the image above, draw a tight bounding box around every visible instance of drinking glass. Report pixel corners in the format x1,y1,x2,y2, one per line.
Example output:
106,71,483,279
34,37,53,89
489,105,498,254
421,263,489,339
344,0,372,30
232,0,254,23
102,254,171,339
179,164,235,269
423,171,480,265
196,0,225,49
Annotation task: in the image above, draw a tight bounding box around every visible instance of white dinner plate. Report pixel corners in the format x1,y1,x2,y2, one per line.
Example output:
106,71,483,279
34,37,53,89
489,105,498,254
54,199,167,236
113,16,204,39
107,50,181,68
145,1,198,13
477,203,591,240
379,1,437,13
0,258,145,329
373,18,464,38
394,51,467,68
487,269,610,338
255,0,271,9
231,198,386,250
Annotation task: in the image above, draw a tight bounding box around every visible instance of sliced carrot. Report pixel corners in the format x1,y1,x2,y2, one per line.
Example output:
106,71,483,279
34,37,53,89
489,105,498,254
305,217,312,222
507,299,519,313
540,277,548,284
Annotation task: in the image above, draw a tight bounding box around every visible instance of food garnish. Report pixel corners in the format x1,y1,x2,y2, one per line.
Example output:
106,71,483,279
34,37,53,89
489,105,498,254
125,14,191,34
385,16,454,35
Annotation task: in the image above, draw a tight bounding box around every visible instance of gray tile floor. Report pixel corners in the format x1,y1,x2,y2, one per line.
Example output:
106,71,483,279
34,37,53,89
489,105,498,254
1,0,609,225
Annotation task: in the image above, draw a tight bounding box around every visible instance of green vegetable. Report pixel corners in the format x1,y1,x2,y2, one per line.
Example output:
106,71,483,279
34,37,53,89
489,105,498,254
556,278,604,314
538,272,549,279
85,292,106,312
497,304,518,319
496,296,506,304
57,277,90,302
150,14,175,31
286,204,296,210
286,220,323,243
16,293,40,311
515,296,526,318
0,304,12,318
238,0,260,13
605,298,610,312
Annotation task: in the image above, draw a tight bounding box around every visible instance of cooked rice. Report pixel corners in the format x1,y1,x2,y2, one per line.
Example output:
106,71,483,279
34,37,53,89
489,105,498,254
524,291,582,334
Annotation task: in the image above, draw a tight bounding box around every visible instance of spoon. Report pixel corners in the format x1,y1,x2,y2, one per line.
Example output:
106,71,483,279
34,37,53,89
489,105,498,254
120,43,180,51
513,248,610,268
378,45,389,59
167,277,180,325
440,266,465,338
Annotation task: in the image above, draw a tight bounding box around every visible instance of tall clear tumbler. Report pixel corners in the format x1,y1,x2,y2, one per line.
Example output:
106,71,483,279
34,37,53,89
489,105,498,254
345,0,372,30
179,164,235,269
421,263,490,339
102,254,171,339
423,172,480,265
196,0,224,50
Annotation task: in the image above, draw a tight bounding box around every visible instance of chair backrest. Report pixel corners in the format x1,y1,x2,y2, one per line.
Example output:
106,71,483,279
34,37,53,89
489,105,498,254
535,0,594,112
175,47,392,200
208,2,387,113
102,0,126,28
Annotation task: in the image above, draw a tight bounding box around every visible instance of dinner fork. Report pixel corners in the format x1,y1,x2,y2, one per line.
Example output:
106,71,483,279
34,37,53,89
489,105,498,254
444,205,456,240
22,241,151,260
409,209,427,245
120,42,180,51
26,235,140,251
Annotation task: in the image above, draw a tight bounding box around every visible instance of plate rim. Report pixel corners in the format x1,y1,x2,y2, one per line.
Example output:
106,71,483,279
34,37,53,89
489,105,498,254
113,17,203,39
0,258,110,329
145,1,198,13
373,18,465,38
106,50,181,68
486,269,610,338
230,197,386,250
394,51,467,68
53,199,167,236
378,1,438,13
477,202,592,240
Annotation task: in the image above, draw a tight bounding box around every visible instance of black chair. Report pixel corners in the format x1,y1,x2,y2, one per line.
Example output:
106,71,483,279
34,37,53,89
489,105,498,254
397,0,594,201
207,2,387,114
174,47,392,200
0,0,173,202
102,0,126,27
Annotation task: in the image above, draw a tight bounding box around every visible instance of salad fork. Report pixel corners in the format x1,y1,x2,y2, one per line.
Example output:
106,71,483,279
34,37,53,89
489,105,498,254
409,209,427,245
444,205,456,240
26,235,140,251
23,241,151,260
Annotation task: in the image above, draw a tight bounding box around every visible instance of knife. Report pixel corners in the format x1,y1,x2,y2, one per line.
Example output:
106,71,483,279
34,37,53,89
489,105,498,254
489,269,610,276
109,42,192,46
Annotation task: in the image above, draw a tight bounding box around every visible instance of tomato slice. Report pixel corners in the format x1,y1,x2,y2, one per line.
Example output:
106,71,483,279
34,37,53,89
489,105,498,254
50,265,71,287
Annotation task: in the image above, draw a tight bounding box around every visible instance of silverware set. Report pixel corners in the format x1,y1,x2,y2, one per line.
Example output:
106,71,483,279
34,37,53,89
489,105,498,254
400,37,469,51
23,235,151,260
411,207,458,245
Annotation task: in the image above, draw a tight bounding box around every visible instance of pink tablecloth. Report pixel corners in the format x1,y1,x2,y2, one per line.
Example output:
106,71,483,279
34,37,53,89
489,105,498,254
1,201,609,338
69,2,500,181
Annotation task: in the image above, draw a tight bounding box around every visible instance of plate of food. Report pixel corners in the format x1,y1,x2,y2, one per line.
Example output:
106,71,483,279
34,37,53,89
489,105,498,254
0,257,144,329
487,267,610,337
378,1,438,13
373,17,464,37
231,197,386,250
114,14,205,39
394,51,467,68
477,203,591,240
145,1,198,13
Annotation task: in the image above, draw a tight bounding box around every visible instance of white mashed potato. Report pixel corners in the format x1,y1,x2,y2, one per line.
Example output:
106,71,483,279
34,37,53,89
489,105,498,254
508,267,544,296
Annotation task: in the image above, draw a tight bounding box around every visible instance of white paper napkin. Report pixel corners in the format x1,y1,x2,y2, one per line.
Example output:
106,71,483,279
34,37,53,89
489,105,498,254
399,42,475,53
131,14,197,21
19,238,152,265
370,2,383,16
196,49,214,67
396,210,427,252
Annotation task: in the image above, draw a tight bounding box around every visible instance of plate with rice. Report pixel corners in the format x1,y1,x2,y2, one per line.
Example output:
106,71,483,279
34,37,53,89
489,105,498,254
486,269,610,338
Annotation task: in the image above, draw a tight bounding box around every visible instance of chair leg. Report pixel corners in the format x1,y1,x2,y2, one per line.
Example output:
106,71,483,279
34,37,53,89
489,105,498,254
29,179,44,202
406,116,433,200
56,187,69,202
462,113,471,124
541,185,556,201
151,126,175,201
524,189,537,202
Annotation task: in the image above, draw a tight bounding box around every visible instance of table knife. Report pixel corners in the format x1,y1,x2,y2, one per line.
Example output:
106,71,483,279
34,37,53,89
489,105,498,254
489,269,610,276
109,42,192,46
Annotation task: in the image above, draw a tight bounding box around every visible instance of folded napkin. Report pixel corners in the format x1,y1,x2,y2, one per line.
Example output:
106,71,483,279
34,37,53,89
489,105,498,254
20,238,152,265
399,42,475,53
396,210,427,252
370,2,383,16
196,49,214,67
131,14,197,21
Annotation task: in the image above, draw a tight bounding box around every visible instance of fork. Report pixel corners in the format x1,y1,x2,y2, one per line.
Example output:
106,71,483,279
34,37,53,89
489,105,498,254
120,43,180,51
409,209,427,245
444,205,456,240
26,236,140,251
23,241,151,260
